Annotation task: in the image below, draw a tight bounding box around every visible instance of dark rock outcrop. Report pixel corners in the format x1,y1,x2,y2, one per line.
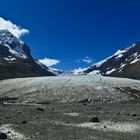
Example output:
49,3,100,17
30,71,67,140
90,116,100,123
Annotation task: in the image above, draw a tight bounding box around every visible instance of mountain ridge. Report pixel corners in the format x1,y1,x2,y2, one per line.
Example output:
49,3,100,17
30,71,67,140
0,29,140,80
84,41,140,79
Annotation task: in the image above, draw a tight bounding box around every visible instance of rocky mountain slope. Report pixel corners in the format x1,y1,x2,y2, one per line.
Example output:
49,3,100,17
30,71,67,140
0,30,55,79
84,41,140,79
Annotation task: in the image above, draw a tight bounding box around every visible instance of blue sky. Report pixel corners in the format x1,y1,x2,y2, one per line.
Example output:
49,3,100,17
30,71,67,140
1,0,140,70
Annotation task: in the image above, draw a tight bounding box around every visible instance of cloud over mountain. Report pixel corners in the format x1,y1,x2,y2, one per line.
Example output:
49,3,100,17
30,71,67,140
39,57,60,67
76,56,93,64
72,67,87,75
82,56,93,64
0,17,29,38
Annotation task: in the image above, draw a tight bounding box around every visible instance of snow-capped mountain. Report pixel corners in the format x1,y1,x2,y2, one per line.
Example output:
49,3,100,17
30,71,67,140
47,67,64,75
70,67,87,75
84,41,140,79
0,30,55,79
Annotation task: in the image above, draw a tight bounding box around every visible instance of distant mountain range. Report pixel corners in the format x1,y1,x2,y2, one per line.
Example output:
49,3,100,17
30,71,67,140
84,41,140,80
0,30,55,80
0,29,140,80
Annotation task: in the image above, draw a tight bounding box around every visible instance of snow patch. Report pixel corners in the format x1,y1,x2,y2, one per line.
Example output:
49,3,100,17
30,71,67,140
114,49,126,56
106,68,116,75
4,57,16,61
116,53,123,59
0,124,27,140
133,52,138,57
120,64,126,68
77,121,140,132
130,58,139,64
64,113,80,117
9,49,27,59
94,59,107,67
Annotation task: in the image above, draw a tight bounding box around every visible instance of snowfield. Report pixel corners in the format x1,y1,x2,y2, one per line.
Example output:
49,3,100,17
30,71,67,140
0,75,140,104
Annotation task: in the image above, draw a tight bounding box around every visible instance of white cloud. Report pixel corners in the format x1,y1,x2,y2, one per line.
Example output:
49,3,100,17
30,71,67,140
0,17,29,38
39,57,60,67
76,57,93,64
82,56,93,64
72,67,87,75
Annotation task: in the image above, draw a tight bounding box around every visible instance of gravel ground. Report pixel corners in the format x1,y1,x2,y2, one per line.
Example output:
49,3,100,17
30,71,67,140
0,102,140,140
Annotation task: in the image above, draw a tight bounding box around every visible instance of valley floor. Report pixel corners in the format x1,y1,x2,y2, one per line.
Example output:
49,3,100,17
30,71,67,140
0,102,140,140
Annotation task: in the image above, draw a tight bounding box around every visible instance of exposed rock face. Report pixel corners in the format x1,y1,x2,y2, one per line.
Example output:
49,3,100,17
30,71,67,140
85,41,140,80
0,30,55,80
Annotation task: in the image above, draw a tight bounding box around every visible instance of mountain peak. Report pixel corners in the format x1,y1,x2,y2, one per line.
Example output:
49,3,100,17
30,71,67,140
0,29,31,59
84,41,140,80
0,30,55,79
